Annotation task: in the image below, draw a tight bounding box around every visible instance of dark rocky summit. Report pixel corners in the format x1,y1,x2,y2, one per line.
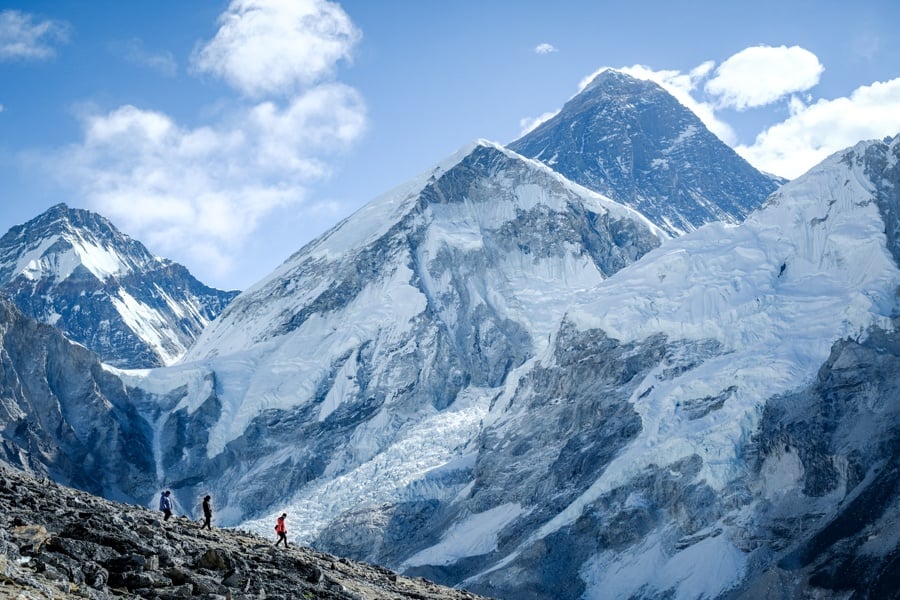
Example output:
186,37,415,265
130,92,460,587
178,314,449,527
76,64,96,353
0,465,490,600
509,69,783,236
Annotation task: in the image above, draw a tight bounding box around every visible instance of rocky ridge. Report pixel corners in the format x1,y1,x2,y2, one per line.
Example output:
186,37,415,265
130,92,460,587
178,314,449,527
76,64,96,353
0,464,489,600
0,294,154,502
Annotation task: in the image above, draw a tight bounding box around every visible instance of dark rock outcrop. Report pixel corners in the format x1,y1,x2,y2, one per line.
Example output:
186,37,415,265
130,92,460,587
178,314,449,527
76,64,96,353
733,325,900,598
0,295,154,502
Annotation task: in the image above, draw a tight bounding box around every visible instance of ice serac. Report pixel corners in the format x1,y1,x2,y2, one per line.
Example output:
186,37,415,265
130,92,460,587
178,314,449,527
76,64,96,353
509,69,783,235
0,204,239,368
138,140,663,525
388,136,900,599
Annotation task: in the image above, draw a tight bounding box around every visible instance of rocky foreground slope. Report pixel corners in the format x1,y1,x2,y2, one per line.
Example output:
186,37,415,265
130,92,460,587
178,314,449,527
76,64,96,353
0,465,487,600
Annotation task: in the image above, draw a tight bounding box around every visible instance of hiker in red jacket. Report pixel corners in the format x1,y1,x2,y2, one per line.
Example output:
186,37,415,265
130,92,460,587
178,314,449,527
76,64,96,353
274,513,288,547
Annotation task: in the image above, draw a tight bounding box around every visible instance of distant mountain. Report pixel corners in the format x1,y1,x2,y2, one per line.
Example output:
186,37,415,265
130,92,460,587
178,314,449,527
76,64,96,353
509,69,783,235
0,204,239,368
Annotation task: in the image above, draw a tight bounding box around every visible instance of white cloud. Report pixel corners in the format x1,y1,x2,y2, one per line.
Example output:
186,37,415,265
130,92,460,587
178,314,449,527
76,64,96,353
191,0,361,97
59,84,366,279
705,45,823,110
115,38,178,76
735,78,900,179
46,0,367,285
0,9,69,61
0,104,4,113
519,110,559,136
535,43,558,55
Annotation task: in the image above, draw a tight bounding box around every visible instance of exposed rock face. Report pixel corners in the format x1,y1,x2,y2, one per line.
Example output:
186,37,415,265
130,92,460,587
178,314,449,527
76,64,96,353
509,69,783,235
0,204,238,369
312,136,900,599
0,295,154,502
0,465,489,600
734,325,900,598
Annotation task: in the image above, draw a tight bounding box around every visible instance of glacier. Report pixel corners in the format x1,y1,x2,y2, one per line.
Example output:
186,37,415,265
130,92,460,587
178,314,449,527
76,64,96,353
121,139,666,530
444,135,900,599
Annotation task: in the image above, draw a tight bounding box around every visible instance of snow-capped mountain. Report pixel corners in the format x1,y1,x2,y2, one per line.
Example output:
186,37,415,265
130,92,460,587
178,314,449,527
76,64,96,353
123,140,665,524
337,135,897,599
121,133,899,600
0,204,239,368
509,69,783,235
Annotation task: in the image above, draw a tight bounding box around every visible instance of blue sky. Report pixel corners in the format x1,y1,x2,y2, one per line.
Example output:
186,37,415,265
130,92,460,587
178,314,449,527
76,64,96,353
2,0,899,290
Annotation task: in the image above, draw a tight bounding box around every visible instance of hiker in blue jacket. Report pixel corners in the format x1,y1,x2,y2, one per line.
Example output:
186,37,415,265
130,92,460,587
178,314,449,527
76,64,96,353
159,490,173,521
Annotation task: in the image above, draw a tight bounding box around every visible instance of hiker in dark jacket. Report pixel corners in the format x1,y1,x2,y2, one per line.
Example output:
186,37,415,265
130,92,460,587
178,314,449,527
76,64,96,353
200,495,212,530
159,490,173,521
274,513,288,547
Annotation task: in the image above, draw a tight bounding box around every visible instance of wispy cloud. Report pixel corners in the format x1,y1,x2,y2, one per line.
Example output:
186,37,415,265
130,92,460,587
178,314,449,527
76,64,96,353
191,0,361,98
57,0,367,282
850,33,880,61
534,43,558,55
114,38,178,76
519,110,559,136
0,9,69,61
705,45,823,110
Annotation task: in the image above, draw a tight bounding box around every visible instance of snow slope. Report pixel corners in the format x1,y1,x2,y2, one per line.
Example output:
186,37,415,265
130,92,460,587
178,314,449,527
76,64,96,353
186,140,663,362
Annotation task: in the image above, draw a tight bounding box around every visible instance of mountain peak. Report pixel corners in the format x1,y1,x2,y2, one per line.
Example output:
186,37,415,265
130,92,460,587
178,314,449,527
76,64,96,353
509,68,782,236
20,203,128,247
581,68,659,95
0,204,238,368
0,203,147,284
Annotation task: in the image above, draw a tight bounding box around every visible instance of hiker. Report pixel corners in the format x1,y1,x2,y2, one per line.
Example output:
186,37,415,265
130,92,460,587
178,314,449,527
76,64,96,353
200,495,212,530
274,513,288,547
159,490,173,521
